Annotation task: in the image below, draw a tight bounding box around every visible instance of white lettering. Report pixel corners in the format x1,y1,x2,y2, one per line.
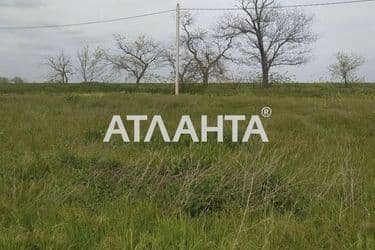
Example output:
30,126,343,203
103,115,130,142
242,115,269,143
201,115,224,142
144,115,171,142
103,115,269,143
173,115,199,142
225,115,246,142
127,115,148,142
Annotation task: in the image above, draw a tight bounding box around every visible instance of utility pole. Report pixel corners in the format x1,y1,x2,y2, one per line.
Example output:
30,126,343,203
175,3,180,95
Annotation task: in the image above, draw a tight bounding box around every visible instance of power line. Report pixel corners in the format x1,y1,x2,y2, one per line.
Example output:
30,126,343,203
0,9,175,30
184,0,375,11
0,0,374,31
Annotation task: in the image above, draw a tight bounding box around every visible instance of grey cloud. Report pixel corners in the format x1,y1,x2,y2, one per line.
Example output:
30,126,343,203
1,0,375,82
0,0,45,8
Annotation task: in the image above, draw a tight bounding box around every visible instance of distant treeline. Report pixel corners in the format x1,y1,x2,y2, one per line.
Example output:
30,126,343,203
0,76,26,84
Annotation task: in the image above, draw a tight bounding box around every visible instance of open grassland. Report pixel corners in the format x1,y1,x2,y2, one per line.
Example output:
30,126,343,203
0,84,374,249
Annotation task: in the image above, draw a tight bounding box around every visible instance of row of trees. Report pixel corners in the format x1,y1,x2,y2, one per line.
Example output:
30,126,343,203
43,0,365,87
45,0,317,87
45,46,108,84
0,76,25,84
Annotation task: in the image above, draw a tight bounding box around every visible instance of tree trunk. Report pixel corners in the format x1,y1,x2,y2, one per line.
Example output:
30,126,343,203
135,78,141,87
203,73,209,84
63,73,69,84
261,65,270,88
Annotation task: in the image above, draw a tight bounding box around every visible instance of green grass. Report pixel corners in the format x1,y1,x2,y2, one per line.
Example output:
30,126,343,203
0,83,374,249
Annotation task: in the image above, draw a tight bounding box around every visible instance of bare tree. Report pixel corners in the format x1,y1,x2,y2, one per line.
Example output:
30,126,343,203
11,77,25,84
163,47,200,84
45,52,73,84
182,13,234,84
222,0,316,87
329,52,365,85
76,46,107,83
107,35,164,85
0,77,10,84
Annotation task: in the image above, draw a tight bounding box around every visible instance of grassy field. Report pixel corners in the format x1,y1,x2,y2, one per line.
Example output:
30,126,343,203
0,83,374,249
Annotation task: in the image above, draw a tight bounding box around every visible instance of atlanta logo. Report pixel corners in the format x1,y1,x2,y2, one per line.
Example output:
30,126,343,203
104,114,269,143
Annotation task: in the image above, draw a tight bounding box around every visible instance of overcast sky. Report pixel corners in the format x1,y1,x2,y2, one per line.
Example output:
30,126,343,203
0,0,374,82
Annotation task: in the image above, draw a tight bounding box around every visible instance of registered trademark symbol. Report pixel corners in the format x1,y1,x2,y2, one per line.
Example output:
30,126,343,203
261,107,272,118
